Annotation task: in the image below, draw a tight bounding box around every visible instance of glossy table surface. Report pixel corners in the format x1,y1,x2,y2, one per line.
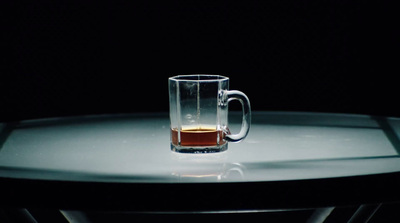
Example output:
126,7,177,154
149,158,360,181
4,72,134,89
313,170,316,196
1,111,400,210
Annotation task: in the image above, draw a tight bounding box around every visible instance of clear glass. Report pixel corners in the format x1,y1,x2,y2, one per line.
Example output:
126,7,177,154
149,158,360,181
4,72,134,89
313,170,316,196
169,74,251,153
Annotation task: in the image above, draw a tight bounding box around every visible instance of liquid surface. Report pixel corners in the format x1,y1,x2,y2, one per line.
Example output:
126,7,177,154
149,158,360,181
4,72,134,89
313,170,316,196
171,127,226,146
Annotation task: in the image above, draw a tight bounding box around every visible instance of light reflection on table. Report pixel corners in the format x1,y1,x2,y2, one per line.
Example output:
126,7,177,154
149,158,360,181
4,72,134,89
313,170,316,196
0,112,399,183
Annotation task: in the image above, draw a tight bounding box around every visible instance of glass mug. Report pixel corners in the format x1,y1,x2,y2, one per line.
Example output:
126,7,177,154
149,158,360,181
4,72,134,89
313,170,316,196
169,74,251,153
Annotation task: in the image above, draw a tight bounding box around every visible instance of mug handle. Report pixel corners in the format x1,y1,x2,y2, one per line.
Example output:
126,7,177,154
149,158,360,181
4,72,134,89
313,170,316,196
222,90,251,142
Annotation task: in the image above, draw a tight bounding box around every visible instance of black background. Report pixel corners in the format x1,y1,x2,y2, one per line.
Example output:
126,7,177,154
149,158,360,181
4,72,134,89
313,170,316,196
2,1,399,122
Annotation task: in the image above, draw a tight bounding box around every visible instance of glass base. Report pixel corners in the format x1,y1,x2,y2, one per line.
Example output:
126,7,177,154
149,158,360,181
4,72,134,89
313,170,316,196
171,143,228,153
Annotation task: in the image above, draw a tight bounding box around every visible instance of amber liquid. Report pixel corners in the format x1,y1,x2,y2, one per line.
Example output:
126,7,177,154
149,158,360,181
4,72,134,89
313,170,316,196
171,127,226,147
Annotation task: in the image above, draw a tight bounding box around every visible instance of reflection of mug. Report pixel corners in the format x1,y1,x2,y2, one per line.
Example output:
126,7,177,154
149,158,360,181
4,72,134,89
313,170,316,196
170,152,246,182
169,74,251,153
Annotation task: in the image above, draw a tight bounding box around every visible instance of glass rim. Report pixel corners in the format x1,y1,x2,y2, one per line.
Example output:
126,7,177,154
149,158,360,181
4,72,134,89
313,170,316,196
169,74,229,82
